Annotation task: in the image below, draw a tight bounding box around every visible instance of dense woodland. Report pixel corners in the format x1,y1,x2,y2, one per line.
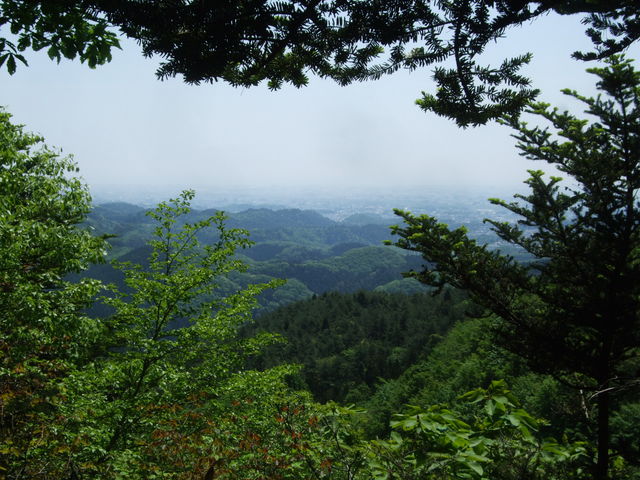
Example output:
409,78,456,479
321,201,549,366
245,289,470,403
2,1,640,479
82,201,428,308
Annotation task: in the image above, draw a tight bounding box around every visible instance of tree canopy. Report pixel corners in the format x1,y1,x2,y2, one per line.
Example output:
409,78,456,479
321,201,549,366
0,108,107,477
1,0,638,125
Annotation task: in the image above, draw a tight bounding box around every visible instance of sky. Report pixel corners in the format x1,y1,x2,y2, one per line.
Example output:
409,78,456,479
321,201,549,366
2,12,639,195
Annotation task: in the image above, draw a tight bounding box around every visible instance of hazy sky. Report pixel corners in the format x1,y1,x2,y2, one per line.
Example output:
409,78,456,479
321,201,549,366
2,12,639,192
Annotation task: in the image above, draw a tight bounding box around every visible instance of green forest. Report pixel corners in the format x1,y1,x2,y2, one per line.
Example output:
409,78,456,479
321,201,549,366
2,2,640,480
79,200,430,316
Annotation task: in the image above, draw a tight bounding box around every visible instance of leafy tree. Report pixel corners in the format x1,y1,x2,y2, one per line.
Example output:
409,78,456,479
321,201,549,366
368,380,588,480
59,191,287,478
389,56,640,479
0,1,119,72
0,136,298,479
0,108,107,478
1,1,638,125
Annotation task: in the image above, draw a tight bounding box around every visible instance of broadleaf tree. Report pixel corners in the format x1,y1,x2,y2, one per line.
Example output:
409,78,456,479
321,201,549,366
0,108,107,478
368,380,588,480
0,109,304,478
389,56,640,480
60,190,288,478
1,1,638,125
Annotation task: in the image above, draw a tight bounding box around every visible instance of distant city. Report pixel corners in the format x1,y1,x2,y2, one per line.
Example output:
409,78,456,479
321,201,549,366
91,183,524,220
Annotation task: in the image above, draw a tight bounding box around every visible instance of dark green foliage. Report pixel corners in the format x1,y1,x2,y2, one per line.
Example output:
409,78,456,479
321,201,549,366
570,0,640,62
390,57,640,479
0,0,119,70
245,289,469,404
2,1,638,125
611,403,640,472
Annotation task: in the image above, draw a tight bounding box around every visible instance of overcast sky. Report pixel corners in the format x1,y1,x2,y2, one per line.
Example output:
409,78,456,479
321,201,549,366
2,12,639,194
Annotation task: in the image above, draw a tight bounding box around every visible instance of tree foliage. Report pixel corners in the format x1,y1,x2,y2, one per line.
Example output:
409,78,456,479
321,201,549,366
0,111,305,478
390,56,640,479
247,289,469,404
0,108,107,478
51,191,291,479
0,0,119,72
1,1,638,125
368,380,588,480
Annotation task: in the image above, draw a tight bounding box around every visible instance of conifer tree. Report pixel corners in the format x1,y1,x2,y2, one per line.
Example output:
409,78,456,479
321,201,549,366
1,1,638,125
390,56,640,480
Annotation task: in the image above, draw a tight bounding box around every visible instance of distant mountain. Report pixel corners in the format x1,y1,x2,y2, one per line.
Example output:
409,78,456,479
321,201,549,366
92,202,146,220
82,203,417,312
89,204,337,231
83,201,523,313
228,208,335,230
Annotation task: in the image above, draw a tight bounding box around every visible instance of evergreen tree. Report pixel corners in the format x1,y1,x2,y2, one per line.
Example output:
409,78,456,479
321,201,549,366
390,56,640,479
1,1,638,125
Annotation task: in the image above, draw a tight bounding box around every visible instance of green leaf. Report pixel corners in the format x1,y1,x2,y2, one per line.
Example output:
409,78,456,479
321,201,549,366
506,414,520,426
47,46,59,61
6,55,16,74
485,399,495,417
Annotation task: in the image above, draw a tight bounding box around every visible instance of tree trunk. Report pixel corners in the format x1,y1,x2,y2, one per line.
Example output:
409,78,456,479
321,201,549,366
595,334,612,480
595,387,610,480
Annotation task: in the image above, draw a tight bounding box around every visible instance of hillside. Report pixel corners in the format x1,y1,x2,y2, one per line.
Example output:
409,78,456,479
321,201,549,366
84,202,429,312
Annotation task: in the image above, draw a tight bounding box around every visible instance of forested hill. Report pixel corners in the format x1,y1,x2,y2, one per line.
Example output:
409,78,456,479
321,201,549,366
244,289,591,441
84,202,429,312
88,202,392,253
244,289,472,404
